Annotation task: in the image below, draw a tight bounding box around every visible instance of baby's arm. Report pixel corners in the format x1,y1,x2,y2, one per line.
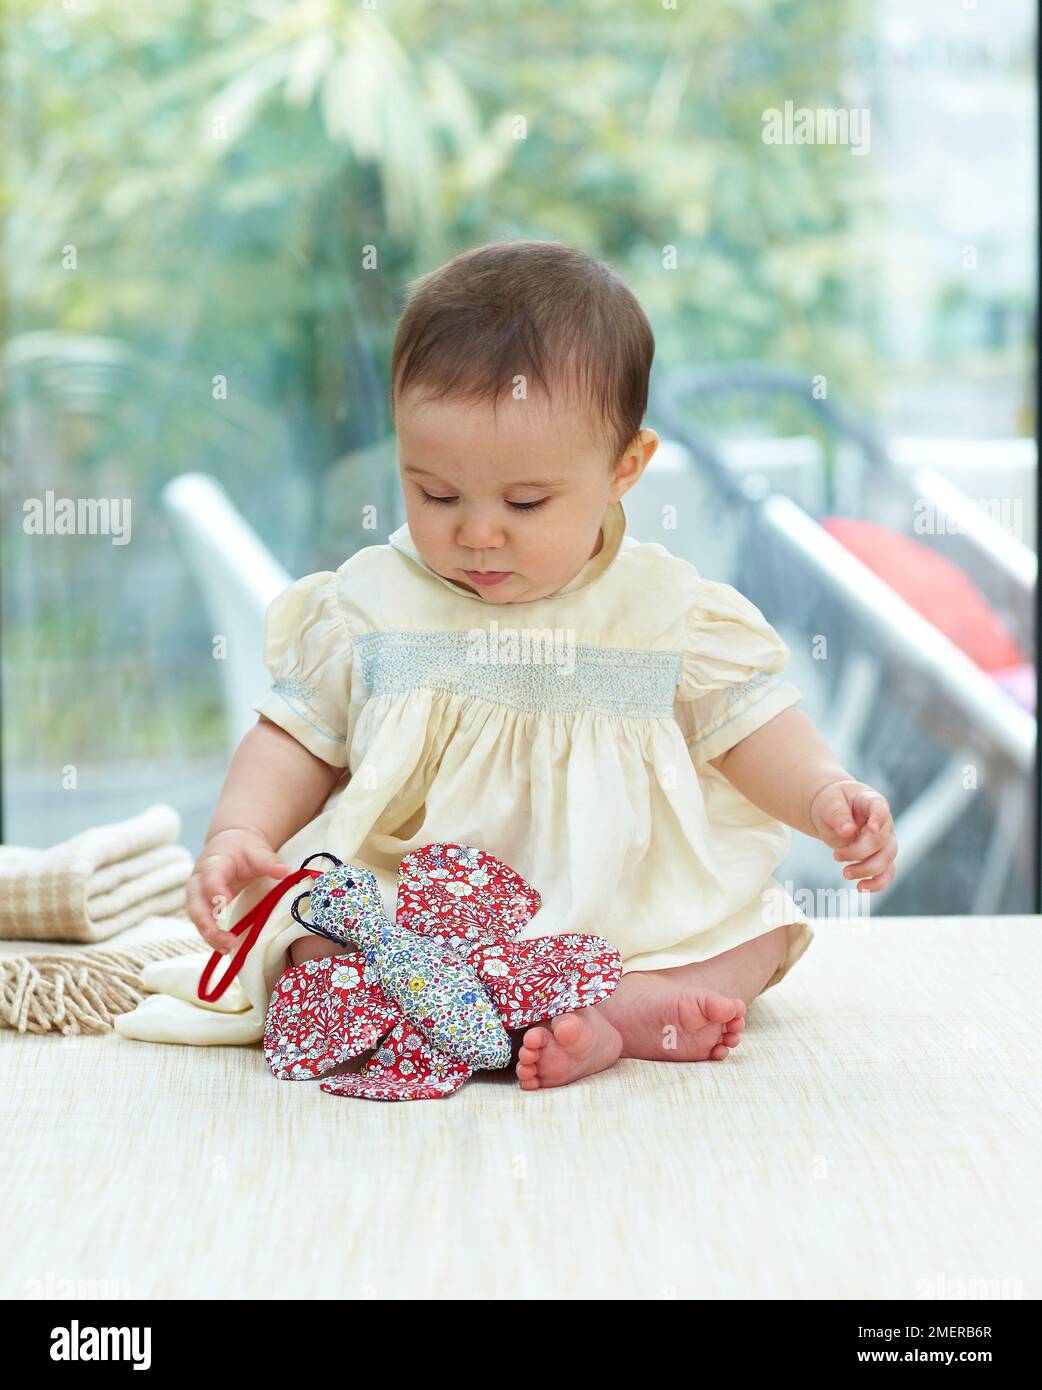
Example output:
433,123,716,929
187,716,345,950
208,715,343,849
709,706,898,893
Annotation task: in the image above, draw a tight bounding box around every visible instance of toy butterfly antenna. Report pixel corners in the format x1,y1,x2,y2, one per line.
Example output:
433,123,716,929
197,852,353,1004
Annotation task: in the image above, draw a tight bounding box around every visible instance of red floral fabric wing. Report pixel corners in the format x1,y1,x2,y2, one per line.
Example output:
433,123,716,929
319,1017,471,1101
264,952,399,1080
468,934,624,1030
394,843,541,952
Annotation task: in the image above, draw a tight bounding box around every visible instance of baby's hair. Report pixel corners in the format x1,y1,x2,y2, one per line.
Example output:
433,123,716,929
389,239,655,466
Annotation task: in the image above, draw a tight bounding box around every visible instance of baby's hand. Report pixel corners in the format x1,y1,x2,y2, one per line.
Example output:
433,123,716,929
187,828,292,954
810,779,898,893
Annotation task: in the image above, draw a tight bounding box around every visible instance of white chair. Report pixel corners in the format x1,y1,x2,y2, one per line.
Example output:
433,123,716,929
749,493,1034,913
161,473,292,755
628,446,1035,913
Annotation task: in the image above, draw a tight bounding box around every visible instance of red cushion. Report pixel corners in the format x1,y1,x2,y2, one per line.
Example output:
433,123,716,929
821,517,1028,673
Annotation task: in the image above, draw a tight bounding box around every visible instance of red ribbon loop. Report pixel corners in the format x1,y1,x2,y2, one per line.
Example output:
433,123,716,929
197,867,323,1003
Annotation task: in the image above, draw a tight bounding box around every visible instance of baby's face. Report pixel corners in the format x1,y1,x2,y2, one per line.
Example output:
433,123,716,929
395,388,654,603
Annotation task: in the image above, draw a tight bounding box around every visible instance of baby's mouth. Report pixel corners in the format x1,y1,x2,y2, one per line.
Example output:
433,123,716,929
462,569,513,587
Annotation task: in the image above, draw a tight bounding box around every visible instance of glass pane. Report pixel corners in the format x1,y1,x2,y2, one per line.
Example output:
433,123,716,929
2,0,1035,933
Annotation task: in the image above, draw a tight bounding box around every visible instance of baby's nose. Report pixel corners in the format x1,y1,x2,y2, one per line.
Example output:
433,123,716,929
457,514,506,550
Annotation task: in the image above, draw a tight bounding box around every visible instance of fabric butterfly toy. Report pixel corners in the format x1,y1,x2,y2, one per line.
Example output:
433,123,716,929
198,843,623,1101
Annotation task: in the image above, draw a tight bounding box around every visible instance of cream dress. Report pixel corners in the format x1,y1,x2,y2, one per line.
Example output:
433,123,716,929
116,499,813,1046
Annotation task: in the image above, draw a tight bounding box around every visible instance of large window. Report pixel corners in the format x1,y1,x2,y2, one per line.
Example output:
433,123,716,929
2,0,1036,915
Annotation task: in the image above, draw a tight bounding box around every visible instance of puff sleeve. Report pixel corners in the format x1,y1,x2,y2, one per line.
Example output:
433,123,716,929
674,578,802,767
251,571,354,768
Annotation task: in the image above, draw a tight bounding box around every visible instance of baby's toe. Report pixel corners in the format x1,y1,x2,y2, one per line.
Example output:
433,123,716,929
702,990,742,1026
515,1059,540,1088
521,1025,552,1053
709,1042,731,1061
549,1012,584,1048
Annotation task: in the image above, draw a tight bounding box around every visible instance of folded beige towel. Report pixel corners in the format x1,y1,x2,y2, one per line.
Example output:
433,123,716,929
0,804,193,942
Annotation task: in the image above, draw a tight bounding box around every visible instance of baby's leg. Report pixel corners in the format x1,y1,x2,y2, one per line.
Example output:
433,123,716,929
515,925,788,1090
593,924,788,1062
287,934,346,968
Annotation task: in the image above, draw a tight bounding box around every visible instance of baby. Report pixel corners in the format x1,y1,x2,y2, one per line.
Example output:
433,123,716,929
187,239,897,1092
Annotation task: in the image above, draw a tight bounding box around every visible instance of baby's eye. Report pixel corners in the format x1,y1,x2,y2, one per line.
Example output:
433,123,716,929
419,489,547,513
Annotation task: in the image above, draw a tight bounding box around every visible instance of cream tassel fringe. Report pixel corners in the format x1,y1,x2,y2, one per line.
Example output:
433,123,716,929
1,938,204,1036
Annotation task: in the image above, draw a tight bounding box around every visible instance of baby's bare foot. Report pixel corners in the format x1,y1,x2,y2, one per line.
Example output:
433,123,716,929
597,972,747,1062
515,1008,623,1092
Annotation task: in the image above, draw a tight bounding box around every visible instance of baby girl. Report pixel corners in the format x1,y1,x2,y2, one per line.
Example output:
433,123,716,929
186,238,898,1091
